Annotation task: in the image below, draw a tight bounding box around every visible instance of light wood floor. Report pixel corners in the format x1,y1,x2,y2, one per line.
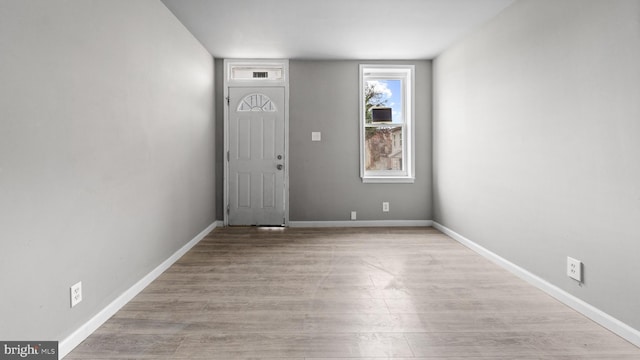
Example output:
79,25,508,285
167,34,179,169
66,227,640,359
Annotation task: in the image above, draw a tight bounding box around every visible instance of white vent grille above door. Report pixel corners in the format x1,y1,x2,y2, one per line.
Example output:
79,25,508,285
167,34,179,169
230,66,284,81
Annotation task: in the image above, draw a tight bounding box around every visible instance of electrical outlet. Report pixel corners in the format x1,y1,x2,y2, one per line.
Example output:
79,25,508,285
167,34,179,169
350,211,357,220
382,202,389,212
70,281,82,308
567,257,582,282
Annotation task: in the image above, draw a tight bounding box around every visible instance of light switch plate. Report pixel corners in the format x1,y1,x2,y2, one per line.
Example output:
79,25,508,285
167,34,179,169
312,132,321,141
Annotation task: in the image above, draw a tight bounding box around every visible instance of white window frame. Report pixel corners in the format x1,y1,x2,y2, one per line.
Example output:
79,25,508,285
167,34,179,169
359,64,415,183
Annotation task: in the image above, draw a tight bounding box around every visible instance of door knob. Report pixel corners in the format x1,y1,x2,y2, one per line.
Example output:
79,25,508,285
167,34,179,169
277,164,283,170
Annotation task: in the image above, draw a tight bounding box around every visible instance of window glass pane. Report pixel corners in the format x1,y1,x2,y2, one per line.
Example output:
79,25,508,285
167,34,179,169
364,79,403,124
364,126,403,171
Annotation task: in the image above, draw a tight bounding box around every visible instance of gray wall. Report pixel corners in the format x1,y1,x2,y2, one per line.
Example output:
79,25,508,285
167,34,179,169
215,58,225,218
433,0,640,330
213,60,432,222
289,61,432,221
0,0,215,340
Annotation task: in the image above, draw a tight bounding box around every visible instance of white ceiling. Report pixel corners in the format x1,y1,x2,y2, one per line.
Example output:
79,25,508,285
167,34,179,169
161,0,514,60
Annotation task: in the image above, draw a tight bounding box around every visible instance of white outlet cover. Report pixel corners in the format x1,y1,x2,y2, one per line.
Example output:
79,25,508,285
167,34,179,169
350,211,356,220
382,202,390,212
312,132,321,141
70,281,82,308
567,257,582,282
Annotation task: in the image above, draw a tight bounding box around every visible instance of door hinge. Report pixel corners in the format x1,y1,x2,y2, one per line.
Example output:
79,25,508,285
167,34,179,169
227,151,230,162
226,96,230,105
227,204,230,214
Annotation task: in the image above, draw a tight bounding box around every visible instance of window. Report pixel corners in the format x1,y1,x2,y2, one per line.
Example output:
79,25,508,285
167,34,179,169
237,94,277,112
359,64,415,183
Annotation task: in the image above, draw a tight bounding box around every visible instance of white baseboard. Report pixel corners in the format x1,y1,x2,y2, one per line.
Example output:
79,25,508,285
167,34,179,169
59,221,219,359
432,222,640,348
289,220,433,228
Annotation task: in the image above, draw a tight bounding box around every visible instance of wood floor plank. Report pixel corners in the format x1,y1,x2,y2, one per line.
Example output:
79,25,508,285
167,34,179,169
201,298,391,315
404,331,640,357
173,333,414,359
64,227,640,359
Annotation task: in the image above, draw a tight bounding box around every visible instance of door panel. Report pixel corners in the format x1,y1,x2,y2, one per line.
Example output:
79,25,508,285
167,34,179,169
237,172,251,208
228,87,285,226
262,173,276,208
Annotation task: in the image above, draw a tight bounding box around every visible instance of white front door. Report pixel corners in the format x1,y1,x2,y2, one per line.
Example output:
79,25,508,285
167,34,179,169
228,87,286,226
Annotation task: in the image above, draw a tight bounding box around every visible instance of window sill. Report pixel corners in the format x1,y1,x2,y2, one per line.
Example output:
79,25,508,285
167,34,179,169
362,176,415,184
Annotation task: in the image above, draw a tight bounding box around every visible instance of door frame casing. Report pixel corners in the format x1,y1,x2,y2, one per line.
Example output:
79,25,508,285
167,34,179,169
223,59,290,226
